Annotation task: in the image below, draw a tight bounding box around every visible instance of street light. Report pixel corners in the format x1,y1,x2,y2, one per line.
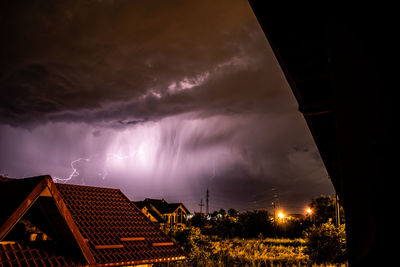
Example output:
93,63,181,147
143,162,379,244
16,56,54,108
306,207,314,224
306,207,312,215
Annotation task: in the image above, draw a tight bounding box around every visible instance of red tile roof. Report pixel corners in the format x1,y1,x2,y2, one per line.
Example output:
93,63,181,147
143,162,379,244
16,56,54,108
55,183,187,265
0,241,83,267
0,176,187,266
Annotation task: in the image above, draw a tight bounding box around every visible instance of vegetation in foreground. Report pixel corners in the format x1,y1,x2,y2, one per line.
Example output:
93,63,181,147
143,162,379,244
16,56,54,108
160,224,346,266
156,195,347,266
172,228,309,266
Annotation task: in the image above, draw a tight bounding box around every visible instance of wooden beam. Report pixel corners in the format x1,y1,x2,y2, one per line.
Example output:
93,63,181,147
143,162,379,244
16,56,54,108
46,177,96,265
0,177,48,240
152,242,174,246
0,241,15,245
95,244,124,249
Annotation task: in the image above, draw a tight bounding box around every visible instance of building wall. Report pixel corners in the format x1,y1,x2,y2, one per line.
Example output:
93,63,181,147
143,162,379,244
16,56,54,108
141,207,159,224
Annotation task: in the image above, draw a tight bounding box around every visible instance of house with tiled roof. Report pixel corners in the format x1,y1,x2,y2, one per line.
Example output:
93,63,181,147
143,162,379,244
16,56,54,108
133,199,190,231
0,175,187,266
133,201,166,229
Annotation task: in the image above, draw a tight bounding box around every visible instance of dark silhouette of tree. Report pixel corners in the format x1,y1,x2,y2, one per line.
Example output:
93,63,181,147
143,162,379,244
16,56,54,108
190,212,206,228
218,208,226,216
309,195,336,225
304,220,347,264
227,208,238,217
209,211,218,218
236,210,273,238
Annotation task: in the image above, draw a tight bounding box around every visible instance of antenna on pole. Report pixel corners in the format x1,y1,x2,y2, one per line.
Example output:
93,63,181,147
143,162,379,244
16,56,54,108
206,188,209,216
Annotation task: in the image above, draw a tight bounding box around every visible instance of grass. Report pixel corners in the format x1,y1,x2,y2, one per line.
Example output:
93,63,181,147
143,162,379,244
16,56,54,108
210,238,308,266
156,229,348,266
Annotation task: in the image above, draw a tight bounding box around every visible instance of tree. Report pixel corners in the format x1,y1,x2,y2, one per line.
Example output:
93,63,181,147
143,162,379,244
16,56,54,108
219,208,226,216
304,219,347,264
236,210,273,238
309,195,336,225
210,211,219,218
207,217,237,238
190,212,206,228
227,208,238,217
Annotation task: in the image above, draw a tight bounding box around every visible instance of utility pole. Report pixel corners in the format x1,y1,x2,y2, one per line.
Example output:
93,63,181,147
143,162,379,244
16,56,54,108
206,188,209,216
272,201,276,226
199,199,204,215
272,187,279,226
335,193,341,226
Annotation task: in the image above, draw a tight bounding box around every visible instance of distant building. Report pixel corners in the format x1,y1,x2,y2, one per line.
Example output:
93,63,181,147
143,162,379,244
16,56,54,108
134,199,190,230
133,200,167,227
0,176,187,266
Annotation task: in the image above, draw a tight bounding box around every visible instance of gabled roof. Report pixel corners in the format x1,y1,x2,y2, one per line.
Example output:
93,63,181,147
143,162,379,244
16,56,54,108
133,201,166,223
0,176,94,265
0,176,187,266
168,203,190,214
139,198,190,215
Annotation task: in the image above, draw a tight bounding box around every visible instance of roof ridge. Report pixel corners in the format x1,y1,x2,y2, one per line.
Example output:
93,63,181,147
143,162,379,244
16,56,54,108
0,175,121,191
0,175,96,264
55,182,121,191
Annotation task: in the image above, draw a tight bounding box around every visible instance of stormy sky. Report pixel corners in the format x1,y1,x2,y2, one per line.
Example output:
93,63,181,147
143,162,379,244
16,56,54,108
0,0,334,214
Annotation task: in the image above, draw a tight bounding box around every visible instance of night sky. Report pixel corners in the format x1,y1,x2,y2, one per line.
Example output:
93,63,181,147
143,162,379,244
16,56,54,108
0,0,334,214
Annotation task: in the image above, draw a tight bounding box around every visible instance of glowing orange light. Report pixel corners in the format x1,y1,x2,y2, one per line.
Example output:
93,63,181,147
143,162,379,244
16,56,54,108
277,211,285,219
306,208,312,215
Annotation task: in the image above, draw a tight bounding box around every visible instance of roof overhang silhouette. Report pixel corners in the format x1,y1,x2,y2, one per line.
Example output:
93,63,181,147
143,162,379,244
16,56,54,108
248,2,394,266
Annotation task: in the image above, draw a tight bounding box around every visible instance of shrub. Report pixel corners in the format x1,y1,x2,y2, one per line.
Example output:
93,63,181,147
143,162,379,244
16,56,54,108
304,219,347,264
236,210,273,238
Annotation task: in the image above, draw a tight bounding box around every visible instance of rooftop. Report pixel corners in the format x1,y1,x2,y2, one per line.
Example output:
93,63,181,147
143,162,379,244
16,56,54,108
0,175,187,266
136,198,190,215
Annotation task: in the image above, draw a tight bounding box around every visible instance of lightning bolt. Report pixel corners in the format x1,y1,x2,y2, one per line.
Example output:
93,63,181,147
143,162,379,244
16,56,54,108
53,157,90,183
53,152,138,183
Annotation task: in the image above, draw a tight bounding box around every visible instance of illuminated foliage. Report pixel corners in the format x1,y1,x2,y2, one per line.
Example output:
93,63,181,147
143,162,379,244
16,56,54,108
304,219,347,264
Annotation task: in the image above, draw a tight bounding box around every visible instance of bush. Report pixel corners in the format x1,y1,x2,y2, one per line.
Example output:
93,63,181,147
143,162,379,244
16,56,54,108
304,219,347,264
168,228,192,253
236,210,273,238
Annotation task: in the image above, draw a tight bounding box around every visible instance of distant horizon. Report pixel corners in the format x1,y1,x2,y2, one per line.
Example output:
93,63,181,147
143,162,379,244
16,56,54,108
1,174,333,215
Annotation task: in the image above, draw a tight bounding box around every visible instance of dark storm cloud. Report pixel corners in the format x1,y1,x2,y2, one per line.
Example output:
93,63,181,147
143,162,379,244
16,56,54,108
0,0,282,127
0,0,335,213
206,145,329,213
